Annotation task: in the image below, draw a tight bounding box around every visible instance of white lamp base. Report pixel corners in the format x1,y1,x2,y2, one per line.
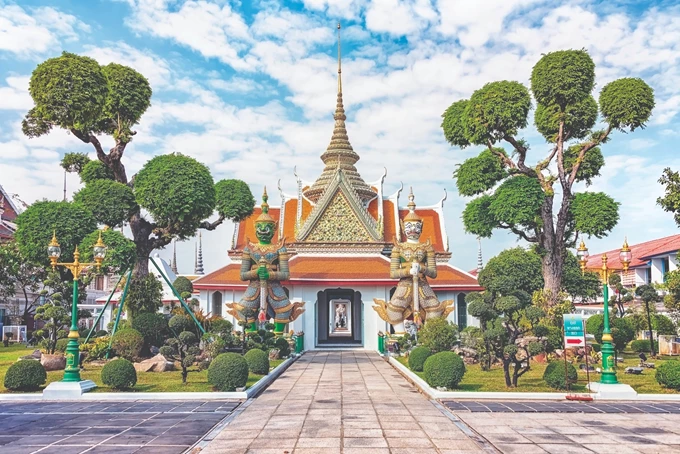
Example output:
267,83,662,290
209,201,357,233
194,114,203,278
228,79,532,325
587,382,637,400
42,380,97,399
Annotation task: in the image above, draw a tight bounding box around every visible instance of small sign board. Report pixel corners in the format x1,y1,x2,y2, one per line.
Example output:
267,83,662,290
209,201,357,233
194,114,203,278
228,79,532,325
563,314,585,348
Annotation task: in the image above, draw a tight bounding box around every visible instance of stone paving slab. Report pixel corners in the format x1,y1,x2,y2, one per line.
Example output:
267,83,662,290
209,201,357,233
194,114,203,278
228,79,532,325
0,399,240,453
447,409,680,453
200,351,484,454
443,400,680,413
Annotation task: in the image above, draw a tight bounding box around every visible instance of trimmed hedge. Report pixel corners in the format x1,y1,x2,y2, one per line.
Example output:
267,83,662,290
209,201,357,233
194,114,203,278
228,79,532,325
423,351,465,389
656,360,680,390
408,347,432,372
110,328,144,361
208,353,249,391
245,348,270,375
101,358,137,390
631,339,651,353
4,360,47,391
543,361,578,390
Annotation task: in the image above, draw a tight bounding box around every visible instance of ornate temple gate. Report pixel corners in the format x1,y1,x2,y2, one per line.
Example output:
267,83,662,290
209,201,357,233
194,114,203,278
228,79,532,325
316,289,363,346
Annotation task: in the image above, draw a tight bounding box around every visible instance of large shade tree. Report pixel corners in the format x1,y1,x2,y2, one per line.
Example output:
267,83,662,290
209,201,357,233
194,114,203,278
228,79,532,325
442,50,654,305
23,52,256,279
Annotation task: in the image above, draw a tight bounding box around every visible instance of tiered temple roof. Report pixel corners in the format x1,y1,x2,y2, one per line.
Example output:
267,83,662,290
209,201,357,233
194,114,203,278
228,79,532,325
193,24,480,293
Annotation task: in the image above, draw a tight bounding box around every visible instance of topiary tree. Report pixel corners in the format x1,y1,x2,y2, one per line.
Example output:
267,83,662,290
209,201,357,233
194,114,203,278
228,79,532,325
173,276,193,297
466,248,549,387
423,351,466,389
585,313,635,359
4,360,47,391
608,273,633,317
637,284,660,356
159,315,200,383
79,229,136,276
443,50,654,307
408,346,432,372
0,241,46,323
208,352,249,391
631,339,651,353
543,361,577,390
125,274,163,321
101,358,137,390
23,52,255,283
244,348,269,375
418,317,458,353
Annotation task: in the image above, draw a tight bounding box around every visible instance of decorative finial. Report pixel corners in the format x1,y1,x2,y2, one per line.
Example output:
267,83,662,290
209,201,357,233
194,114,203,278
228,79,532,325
196,232,204,275
171,239,178,274
477,236,483,273
256,187,276,224
403,187,422,223
407,187,416,211
337,22,342,94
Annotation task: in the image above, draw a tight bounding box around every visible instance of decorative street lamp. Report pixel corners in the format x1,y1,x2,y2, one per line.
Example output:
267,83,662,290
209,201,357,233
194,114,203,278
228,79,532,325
48,231,106,383
578,238,632,385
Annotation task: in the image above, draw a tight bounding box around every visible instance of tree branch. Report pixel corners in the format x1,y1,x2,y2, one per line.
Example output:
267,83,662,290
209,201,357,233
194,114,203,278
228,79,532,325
200,215,226,231
502,135,534,176
498,222,538,243
487,139,517,170
568,125,613,186
69,129,108,163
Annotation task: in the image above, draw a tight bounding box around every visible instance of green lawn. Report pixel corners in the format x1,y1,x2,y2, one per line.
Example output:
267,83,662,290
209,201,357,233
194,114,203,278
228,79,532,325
0,344,283,393
396,351,680,394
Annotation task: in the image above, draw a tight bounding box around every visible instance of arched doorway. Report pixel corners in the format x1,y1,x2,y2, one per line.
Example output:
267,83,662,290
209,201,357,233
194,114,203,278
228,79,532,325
457,293,467,329
211,292,223,317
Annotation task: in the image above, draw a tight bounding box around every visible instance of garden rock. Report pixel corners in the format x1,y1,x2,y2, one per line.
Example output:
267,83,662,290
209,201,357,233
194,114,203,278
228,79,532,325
40,354,66,371
269,349,280,360
20,349,42,361
133,353,174,373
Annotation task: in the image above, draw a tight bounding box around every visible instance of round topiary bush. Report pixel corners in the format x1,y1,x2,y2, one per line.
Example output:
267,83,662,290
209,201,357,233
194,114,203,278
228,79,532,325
408,346,432,372
656,360,680,390
244,348,270,375
110,328,144,361
101,358,137,390
423,351,466,389
208,353,249,391
543,361,578,390
4,360,47,391
631,339,652,353
131,312,168,349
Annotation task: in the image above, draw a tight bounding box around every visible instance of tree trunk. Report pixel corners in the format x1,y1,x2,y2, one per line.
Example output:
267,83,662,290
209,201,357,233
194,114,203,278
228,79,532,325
538,194,566,307
646,302,656,356
503,360,512,387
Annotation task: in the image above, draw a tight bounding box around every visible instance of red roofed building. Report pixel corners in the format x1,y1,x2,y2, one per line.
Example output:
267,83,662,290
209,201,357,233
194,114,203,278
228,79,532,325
585,234,680,287
193,41,481,350
0,184,19,242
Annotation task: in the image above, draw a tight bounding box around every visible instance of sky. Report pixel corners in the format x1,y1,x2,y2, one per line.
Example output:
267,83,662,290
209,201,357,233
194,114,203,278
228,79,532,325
1,0,680,276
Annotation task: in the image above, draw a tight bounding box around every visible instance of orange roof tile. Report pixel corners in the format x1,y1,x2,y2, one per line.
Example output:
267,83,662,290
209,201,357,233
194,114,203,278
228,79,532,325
585,234,680,270
194,255,481,291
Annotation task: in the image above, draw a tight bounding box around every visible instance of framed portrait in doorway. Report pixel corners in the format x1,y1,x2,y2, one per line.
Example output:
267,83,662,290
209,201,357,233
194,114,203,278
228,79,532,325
329,299,352,337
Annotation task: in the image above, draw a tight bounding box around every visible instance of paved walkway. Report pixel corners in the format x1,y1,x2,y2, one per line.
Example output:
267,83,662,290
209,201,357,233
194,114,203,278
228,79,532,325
200,351,482,454
454,411,680,454
0,400,239,454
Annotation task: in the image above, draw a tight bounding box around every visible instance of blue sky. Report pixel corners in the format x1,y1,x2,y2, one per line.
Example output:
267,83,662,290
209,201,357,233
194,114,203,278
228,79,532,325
1,0,680,275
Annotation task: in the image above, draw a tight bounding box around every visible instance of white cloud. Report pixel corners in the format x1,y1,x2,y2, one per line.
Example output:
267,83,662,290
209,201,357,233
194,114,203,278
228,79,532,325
208,77,268,93
0,4,88,56
0,76,31,110
123,0,254,70
628,138,658,151
83,42,172,88
365,0,438,36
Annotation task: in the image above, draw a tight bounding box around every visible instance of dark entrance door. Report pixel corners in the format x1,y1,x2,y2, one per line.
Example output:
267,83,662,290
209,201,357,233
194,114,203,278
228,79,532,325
316,288,363,346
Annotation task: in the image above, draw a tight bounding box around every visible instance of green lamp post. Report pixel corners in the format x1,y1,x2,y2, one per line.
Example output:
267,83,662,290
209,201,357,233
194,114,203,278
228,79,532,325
577,238,632,385
48,231,107,382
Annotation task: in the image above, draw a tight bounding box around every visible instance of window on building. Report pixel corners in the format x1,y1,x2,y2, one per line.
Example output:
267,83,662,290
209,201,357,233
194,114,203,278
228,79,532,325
457,293,467,329
663,257,670,282
95,275,104,291
646,267,652,284
211,292,223,317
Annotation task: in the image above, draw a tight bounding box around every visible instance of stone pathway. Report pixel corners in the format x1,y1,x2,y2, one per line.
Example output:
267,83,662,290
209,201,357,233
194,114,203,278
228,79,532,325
453,411,680,454
200,351,482,454
0,400,239,454
443,400,680,414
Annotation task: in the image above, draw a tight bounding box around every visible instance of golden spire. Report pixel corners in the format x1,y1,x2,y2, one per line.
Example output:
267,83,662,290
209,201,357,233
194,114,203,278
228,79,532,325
303,22,376,204
337,22,342,95
404,187,423,223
